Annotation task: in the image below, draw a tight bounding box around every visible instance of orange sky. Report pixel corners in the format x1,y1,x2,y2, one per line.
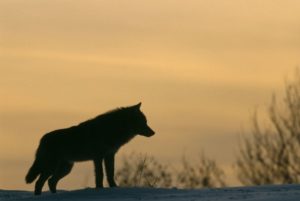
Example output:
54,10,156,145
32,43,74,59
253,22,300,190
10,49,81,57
1,0,300,190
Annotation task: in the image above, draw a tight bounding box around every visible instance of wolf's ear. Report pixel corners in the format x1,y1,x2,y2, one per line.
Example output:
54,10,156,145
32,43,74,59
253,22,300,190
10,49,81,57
132,102,142,110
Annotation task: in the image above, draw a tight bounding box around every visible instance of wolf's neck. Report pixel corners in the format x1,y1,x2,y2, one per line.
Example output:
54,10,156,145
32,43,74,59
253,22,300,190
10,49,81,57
112,132,136,149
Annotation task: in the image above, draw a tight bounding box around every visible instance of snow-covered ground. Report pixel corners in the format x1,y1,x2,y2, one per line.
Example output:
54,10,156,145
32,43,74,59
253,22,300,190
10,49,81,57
1,184,299,201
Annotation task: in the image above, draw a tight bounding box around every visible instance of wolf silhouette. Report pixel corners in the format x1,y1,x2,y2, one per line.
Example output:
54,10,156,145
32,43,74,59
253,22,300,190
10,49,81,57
25,103,155,195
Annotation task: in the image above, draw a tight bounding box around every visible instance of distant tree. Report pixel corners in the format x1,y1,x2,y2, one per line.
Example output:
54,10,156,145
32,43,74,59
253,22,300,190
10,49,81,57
236,72,300,185
176,154,226,188
116,153,173,188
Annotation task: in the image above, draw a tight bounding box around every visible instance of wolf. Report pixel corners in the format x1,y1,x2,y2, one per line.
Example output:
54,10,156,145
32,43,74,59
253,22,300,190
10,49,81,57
25,103,155,195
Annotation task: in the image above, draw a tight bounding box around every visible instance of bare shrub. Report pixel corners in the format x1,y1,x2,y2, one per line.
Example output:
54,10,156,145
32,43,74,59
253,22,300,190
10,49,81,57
116,152,226,188
236,73,300,185
176,154,226,188
116,153,173,188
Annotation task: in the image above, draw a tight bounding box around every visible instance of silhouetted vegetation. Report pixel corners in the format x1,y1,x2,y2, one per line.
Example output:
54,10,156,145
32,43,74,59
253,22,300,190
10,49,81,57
236,73,300,185
116,153,226,188
176,154,226,188
116,153,173,188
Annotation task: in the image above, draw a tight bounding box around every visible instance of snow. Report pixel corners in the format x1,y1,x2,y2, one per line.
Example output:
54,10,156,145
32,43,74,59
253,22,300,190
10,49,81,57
1,184,299,201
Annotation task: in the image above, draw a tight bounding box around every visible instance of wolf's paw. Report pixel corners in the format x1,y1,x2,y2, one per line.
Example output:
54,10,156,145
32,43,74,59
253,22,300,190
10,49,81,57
109,182,118,188
95,185,104,189
34,189,42,196
48,178,57,193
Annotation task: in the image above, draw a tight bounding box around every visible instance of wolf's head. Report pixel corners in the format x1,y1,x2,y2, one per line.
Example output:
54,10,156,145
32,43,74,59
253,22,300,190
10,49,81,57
127,102,155,137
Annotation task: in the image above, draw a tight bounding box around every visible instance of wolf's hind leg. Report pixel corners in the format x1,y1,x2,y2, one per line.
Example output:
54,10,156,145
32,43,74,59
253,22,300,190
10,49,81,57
104,154,117,187
93,158,104,188
34,171,51,195
48,162,73,193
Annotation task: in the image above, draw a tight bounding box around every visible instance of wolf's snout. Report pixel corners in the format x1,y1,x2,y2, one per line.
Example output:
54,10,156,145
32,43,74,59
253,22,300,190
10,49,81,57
143,125,155,137
149,128,155,135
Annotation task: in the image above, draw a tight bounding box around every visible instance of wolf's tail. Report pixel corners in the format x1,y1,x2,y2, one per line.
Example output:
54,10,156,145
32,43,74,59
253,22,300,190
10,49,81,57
25,158,41,183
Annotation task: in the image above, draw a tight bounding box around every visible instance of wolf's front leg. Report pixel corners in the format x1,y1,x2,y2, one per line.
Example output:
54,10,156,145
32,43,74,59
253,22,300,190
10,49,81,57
104,153,117,187
93,159,104,188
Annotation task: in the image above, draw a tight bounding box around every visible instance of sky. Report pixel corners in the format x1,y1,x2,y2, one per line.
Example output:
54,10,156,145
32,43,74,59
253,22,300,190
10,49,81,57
1,0,300,190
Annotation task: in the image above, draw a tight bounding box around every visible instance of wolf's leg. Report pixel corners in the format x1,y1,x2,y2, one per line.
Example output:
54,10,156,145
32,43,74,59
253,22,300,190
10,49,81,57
93,158,104,188
104,153,117,187
34,171,51,195
48,162,74,193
